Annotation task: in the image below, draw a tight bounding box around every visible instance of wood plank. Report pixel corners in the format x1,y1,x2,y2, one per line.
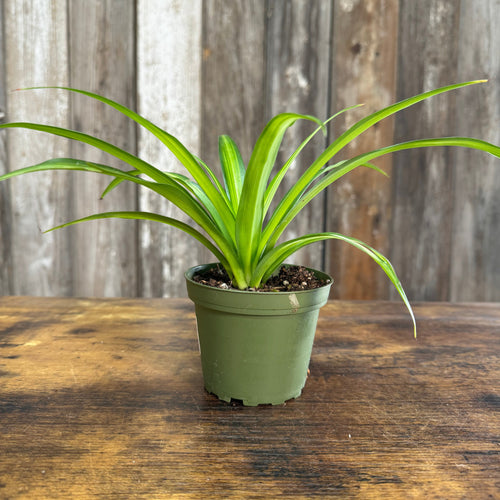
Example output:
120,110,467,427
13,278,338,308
326,0,399,300
265,0,332,269
68,0,138,297
450,0,500,301
0,298,498,497
3,0,72,295
137,0,203,298
0,0,13,294
390,0,460,301
201,0,267,174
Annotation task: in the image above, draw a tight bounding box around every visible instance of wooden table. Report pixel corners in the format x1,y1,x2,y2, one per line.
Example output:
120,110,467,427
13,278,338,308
1,298,498,499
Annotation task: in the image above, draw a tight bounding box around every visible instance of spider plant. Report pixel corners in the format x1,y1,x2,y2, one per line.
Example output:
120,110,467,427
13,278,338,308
1,80,499,337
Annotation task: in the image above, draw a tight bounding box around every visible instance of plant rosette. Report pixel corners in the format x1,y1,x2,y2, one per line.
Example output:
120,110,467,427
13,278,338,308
1,81,499,405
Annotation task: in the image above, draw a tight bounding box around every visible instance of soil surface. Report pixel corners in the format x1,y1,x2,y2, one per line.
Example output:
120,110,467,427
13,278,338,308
192,264,330,292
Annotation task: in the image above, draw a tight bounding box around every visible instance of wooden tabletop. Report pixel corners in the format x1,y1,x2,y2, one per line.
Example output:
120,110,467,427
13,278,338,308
1,297,498,499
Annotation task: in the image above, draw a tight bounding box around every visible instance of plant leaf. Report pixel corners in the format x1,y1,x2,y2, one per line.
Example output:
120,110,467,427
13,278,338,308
261,80,489,252
235,112,324,280
45,210,230,270
0,157,244,280
13,86,236,237
219,135,246,214
0,157,215,228
100,168,140,198
193,154,229,203
0,121,173,183
263,104,363,215
252,232,417,338
263,136,500,253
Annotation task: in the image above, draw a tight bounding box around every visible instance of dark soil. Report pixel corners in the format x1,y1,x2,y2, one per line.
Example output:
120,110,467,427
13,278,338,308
192,264,330,292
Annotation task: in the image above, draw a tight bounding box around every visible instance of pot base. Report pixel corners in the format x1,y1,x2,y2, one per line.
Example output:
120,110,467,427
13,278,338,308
205,386,303,407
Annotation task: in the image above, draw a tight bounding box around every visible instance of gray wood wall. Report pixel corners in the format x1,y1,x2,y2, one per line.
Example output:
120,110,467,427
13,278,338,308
0,0,499,301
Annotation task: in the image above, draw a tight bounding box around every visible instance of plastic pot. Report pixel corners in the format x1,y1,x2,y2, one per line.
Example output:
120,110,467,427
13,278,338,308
185,263,332,406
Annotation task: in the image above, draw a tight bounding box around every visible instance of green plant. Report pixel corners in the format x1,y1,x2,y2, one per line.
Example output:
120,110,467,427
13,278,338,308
1,80,499,336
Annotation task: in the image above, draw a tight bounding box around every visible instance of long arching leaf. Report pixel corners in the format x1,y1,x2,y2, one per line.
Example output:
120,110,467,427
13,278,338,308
263,136,500,252
16,86,235,234
251,232,416,338
261,80,489,254
45,211,230,271
0,122,169,183
263,105,363,215
0,157,243,279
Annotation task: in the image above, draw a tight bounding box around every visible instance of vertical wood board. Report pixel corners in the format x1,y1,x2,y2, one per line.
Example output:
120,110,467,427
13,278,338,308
390,0,460,301
137,0,203,297
450,0,500,301
68,0,138,297
4,0,72,296
201,0,267,174
0,0,13,294
327,0,399,300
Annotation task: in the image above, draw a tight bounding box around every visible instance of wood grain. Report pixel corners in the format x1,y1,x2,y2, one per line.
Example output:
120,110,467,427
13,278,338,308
327,0,399,301
450,0,500,301
0,0,499,300
68,0,138,297
0,297,498,498
4,0,72,296
390,0,460,301
137,0,204,298
265,0,332,269
201,0,267,177
0,0,12,295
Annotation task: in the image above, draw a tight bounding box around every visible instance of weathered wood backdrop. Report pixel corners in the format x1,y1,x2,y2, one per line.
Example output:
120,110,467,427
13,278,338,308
0,0,499,300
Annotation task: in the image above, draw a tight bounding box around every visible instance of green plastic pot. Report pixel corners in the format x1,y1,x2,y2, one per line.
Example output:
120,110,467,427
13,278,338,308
185,263,333,406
